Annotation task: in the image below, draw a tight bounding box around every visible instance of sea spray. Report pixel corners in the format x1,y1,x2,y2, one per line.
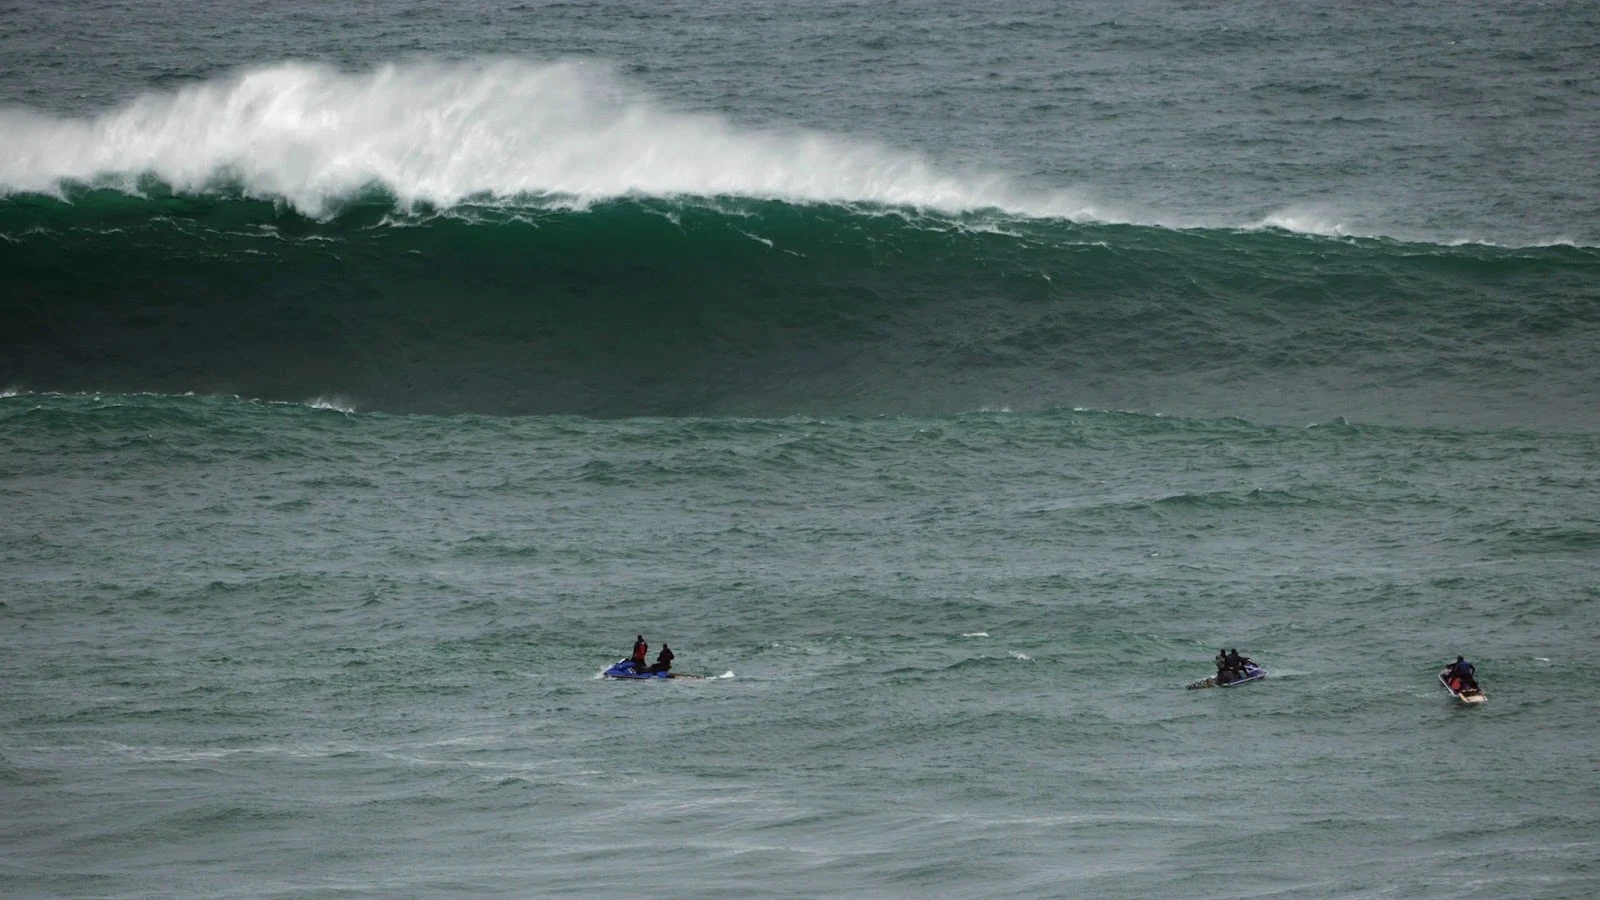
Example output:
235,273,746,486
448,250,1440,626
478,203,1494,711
0,59,1072,219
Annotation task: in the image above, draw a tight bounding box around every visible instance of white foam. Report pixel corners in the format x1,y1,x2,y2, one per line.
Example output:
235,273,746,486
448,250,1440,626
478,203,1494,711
1255,207,1355,238
0,59,1098,220
962,631,990,638
8,59,1587,247
304,395,356,414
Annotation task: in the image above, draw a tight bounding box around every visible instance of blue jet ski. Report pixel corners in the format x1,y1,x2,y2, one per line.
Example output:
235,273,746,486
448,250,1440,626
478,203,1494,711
1187,662,1266,690
604,659,677,680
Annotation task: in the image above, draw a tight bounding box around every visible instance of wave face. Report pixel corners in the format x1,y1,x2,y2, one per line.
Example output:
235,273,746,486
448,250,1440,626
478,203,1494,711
2,62,1597,424
5,189,1597,423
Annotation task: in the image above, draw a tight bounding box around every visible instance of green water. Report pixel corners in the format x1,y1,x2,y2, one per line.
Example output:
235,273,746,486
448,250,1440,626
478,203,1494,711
3,0,1599,895
4,396,1597,896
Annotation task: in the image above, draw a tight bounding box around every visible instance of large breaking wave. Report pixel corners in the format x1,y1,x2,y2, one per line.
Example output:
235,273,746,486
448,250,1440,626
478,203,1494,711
2,61,1597,423
0,59,1083,219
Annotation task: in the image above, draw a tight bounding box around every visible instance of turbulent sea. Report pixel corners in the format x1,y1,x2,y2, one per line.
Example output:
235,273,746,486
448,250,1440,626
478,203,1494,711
3,1,1599,896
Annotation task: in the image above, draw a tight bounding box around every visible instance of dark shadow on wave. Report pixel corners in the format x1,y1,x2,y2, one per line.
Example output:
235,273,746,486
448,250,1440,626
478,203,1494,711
2,191,1597,424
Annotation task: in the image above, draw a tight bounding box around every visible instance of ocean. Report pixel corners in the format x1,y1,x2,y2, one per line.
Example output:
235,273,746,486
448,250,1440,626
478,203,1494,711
2,1,1598,896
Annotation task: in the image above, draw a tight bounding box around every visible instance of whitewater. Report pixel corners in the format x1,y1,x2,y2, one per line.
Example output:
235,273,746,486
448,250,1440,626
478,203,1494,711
1,54,1593,247
0,59,1084,221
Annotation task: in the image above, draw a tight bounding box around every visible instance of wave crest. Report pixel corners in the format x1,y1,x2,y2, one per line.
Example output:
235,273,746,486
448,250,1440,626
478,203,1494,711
0,59,1096,219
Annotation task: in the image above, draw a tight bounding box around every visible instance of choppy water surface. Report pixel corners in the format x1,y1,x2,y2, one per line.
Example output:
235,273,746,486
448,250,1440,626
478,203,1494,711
4,398,1597,896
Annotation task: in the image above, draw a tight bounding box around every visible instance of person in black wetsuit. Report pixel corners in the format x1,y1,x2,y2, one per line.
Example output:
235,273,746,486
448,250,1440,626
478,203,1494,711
1225,649,1245,676
1446,655,1477,691
1215,649,1233,684
643,644,675,674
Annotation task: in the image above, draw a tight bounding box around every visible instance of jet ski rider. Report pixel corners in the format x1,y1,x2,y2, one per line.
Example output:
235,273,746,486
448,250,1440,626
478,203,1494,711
631,635,648,669
643,644,675,674
1214,648,1255,684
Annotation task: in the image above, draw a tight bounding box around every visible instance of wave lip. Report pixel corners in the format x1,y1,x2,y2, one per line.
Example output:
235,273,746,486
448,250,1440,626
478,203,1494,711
0,59,1094,220
5,57,1592,247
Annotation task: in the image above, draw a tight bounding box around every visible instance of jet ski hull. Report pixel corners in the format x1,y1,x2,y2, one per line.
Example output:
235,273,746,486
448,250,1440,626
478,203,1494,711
1187,662,1266,690
604,659,679,680
1439,669,1486,704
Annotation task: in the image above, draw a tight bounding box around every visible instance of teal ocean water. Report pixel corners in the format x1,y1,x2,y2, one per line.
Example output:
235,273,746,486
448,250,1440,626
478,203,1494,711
3,1,1599,896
